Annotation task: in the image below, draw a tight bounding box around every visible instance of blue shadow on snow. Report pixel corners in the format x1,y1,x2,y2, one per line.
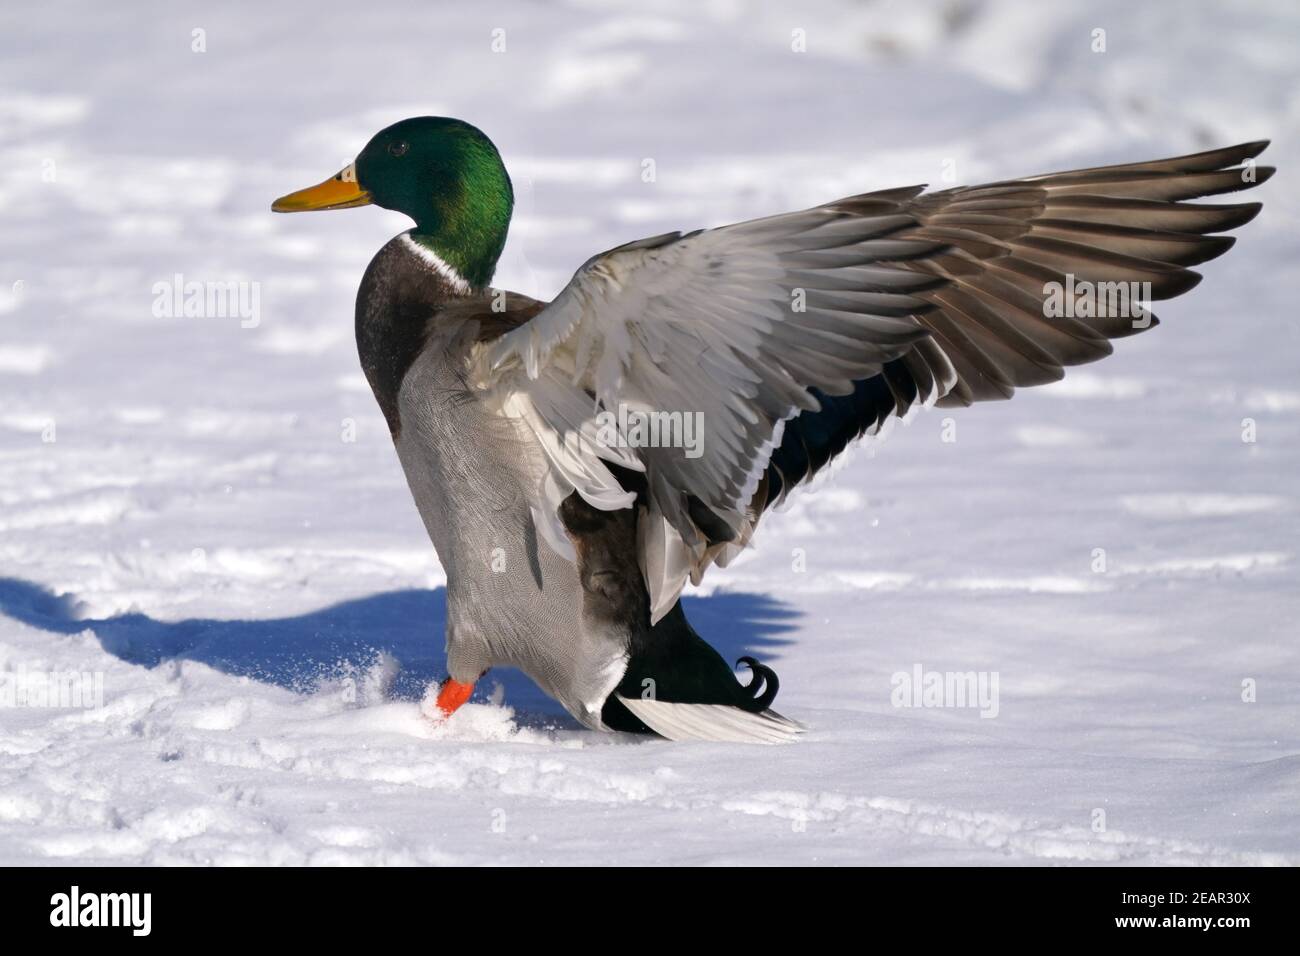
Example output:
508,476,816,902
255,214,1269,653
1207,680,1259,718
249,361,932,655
0,577,800,727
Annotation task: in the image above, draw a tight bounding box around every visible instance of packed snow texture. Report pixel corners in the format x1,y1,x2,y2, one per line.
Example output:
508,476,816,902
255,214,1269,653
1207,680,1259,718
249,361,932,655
1,0,1298,865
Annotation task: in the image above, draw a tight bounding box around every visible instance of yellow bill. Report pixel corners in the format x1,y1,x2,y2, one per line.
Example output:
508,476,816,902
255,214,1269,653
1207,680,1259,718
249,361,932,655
272,163,371,212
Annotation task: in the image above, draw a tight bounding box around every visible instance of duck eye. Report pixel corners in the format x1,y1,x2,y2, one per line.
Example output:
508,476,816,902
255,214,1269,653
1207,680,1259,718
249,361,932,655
388,141,409,158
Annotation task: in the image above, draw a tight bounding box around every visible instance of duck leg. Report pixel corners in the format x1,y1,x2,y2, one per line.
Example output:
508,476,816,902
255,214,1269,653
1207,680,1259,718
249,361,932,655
434,677,476,717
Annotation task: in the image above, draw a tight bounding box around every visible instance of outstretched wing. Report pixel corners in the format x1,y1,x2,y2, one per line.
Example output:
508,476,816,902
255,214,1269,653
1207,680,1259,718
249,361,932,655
762,140,1272,506
479,140,1271,619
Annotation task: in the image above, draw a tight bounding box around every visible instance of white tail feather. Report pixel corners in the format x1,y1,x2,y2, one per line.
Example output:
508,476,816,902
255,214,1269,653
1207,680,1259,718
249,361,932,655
618,695,805,744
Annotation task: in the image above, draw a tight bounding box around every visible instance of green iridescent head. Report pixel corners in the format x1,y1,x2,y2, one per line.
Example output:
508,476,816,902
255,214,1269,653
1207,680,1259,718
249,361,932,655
273,116,514,289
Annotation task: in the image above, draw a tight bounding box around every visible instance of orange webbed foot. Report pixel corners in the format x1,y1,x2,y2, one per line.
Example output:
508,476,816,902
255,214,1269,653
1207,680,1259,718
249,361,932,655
434,677,475,717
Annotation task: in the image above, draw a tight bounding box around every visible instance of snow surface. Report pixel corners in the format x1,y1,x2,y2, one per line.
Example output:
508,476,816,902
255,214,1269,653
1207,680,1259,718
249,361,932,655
1,0,1298,865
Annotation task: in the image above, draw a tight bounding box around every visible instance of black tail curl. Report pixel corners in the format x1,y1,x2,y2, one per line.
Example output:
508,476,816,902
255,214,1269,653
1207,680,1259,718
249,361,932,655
736,656,780,712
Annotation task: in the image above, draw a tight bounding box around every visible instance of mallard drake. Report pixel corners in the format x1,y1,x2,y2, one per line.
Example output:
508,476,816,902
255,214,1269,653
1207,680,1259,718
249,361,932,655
273,118,1270,742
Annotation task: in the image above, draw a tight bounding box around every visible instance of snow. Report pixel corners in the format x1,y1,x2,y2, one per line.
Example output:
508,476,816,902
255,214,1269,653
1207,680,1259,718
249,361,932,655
2,0,1298,865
